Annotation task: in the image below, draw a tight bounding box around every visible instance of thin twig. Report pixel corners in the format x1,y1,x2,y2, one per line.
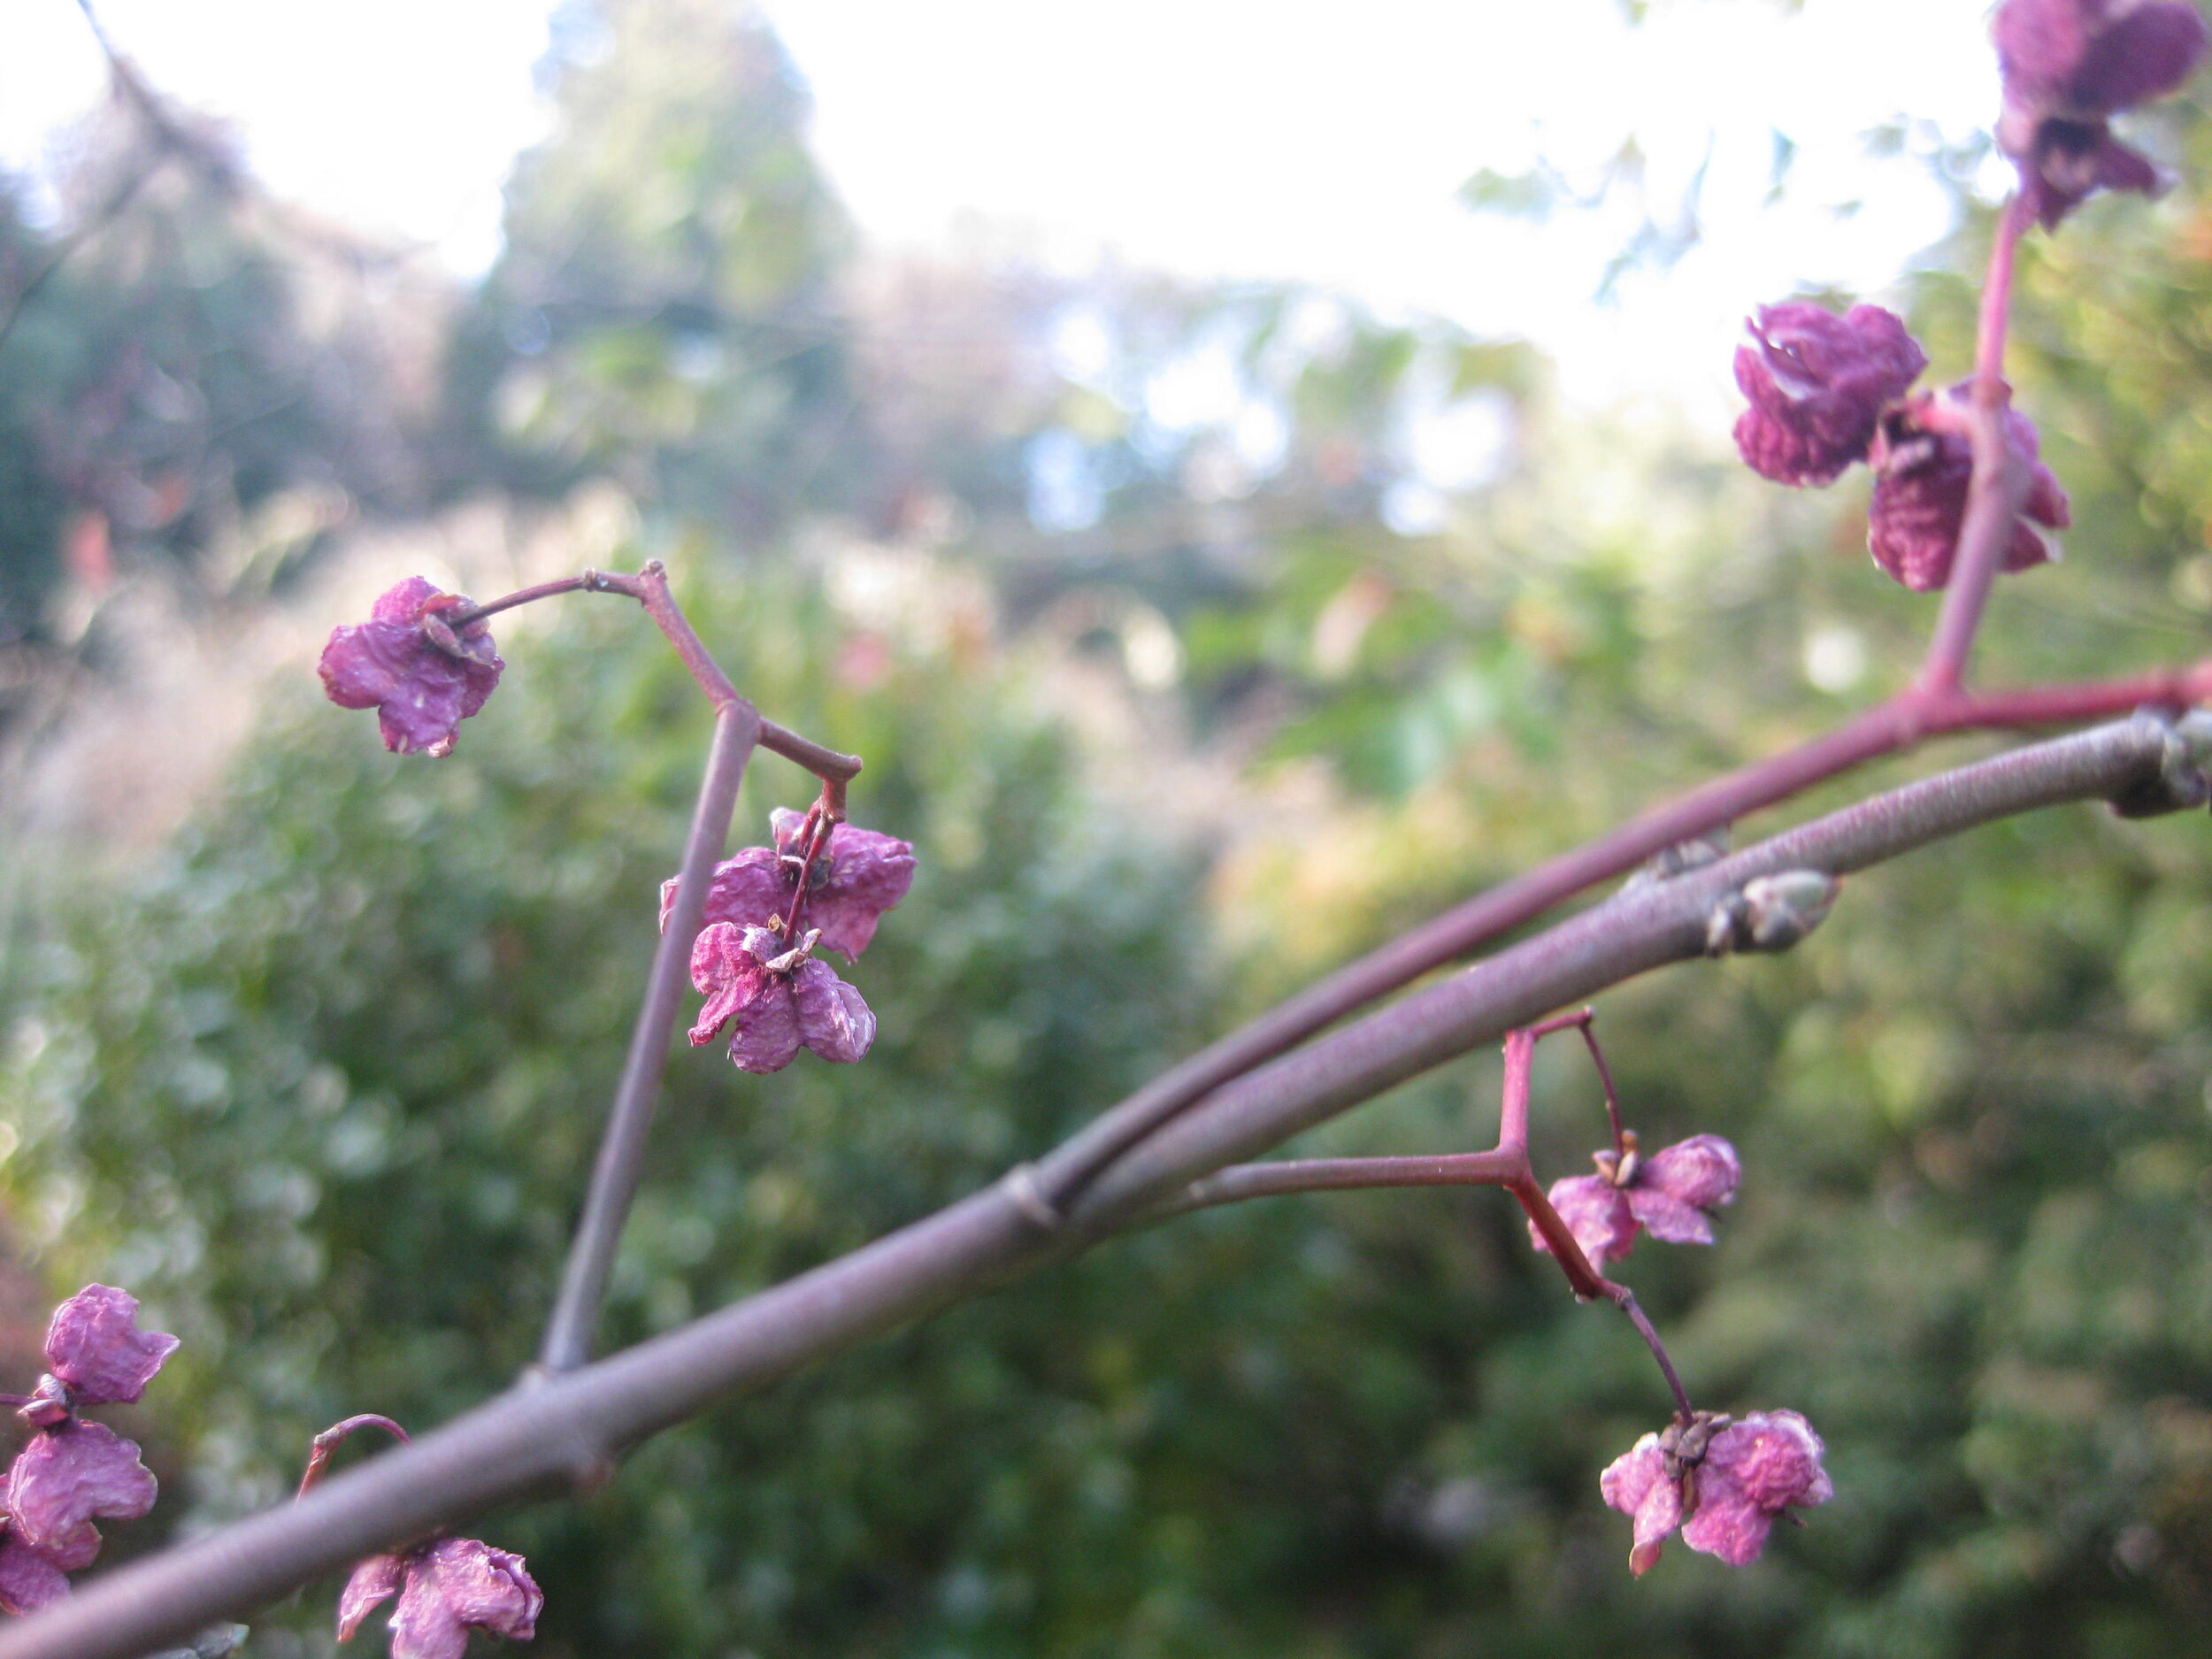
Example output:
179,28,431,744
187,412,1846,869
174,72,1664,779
445,563,864,795
1164,1149,1527,1217
537,703,761,1372
1611,1289,1696,1423
2,715,2181,1659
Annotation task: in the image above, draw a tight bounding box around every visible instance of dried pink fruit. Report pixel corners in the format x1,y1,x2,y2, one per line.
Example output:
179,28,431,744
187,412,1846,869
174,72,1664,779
338,1535,542,1659
39,1285,180,1409
4,1421,157,1553
688,922,877,1074
1993,0,2209,227
662,810,916,964
319,577,504,758
1866,385,2070,592
1529,1133,1740,1268
1732,303,1928,487
1601,1409,1832,1575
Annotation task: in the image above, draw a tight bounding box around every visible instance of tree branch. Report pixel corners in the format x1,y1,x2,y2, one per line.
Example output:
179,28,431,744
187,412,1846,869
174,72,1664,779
1025,663,2212,1215
3,712,2195,1659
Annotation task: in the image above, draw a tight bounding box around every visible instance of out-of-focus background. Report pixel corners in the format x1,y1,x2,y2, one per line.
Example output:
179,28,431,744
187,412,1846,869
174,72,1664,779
3,0,2212,1652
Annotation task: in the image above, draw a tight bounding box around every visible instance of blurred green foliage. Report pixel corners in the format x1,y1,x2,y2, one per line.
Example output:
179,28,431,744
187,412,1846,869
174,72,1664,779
5,3,2212,1656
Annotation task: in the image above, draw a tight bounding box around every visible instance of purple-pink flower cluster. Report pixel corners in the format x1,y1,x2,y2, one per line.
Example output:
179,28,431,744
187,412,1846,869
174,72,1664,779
1601,1409,1832,1575
1,1286,176,1616
1994,0,2209,228
319,578,504,758
1529,1131,1740,1269
668,808,915,1074
1732,303,2070,593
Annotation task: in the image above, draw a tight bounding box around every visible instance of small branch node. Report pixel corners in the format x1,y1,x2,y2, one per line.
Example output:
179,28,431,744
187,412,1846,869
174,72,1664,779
2108,707,2212,819
143,1624,249,1659
1704,870,1841,957
1001,1164,1063,1232
1621,828,1732,893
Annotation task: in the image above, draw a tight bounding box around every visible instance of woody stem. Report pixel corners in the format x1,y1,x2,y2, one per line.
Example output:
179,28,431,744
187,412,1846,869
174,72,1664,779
537,702,761,1373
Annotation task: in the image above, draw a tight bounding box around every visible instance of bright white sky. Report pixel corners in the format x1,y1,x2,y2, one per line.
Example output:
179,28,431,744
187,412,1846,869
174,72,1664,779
0,0,2008,410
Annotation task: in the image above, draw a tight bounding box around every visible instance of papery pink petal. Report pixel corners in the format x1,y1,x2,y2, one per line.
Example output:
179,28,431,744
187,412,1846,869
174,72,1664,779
714,924,805,1073
23,1523,100,1576
1732,303,1926,488
1624,1188,1716,1247
687,923,777,1048
337,1552,406,1641
1599,1435,1668,1516
385,1589,469,1659
319,579,503,758
1599,1436,1680,1577
804,826,916,960
42,1285,180,1406
6,1422,157,1550
1639,1134,1741,1211
664,848,790,938
1530,1176,1636,1266
790,959,876,1064
1678,1481,1778,1567
0,1535,75,1617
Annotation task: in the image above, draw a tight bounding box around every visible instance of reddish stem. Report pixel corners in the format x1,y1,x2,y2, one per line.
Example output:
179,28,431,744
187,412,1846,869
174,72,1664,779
296,1415,411,1500
1582,1022,1628,1159
1611,1289,1697,1425
1918,189,2033,696
1148,1012,1702,1424
778,801,836,940
1507,1171,1613,1301
442,572,635,627
443,563,864,790
1525,1007,1626,1156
